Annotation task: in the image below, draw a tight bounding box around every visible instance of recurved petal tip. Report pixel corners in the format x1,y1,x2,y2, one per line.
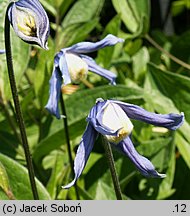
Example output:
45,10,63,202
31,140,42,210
145,169,167,178
62,178,77,190
68,34,124,54
114,101,185,131
105,34,125,44
116,137,167,179
157,173,167,178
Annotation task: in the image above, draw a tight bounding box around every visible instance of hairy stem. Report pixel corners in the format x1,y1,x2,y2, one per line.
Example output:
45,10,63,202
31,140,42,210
4,5,39,200
60,95,80,200
101,136,122,200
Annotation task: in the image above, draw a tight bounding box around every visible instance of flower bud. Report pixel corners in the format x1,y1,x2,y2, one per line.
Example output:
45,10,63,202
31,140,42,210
102,102,134,143
8,0,50,49
65,53,88,83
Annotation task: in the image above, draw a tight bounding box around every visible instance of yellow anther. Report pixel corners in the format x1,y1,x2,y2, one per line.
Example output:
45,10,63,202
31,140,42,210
17,24,32,36
16,9,36,37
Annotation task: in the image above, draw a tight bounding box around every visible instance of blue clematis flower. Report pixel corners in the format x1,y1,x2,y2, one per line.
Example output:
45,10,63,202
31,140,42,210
62,98,184,189
8,0,50,49
45,34,124,119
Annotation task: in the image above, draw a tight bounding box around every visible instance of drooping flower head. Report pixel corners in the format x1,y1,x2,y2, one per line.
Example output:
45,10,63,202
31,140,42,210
8,0,50,49
63,98,184,189
45,34,124,119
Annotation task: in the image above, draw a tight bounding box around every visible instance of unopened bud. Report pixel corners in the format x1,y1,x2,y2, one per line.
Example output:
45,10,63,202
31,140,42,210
8,0,50,49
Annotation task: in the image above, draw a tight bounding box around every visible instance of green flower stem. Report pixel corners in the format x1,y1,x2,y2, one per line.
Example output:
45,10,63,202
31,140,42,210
101,136,123,200
4,5,39,200
60,95,80,200
145,34,190,70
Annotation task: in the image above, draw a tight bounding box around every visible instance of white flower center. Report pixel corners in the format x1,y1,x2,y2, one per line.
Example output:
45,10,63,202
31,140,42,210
65,53,88,83
15,8,37,37
101,102,133,144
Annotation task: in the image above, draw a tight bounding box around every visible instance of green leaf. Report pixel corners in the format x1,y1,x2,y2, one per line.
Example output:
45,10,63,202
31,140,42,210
0,161,14,199
145,69,190,170
124,38,143,56
0,0,7,51
0,153,51,200
59,0,74,19
170,31,190,71
0,1,31,102
148,63,190,122
45,151,66,199
97,15,122,68
40,0,57,16
41,0,72,18
0,34,30,102
33,119,86,164
128,0,150,34
157,136,176,199
137,137,172,158
112,0,139,33
136,134,173,172
137,136,175,200
84,153,129,200
33,40,55,108
172,0,187,16
0,130,21,158
119,171,137,191
59,18,99,48
77,186,94,200
132,47,149,81
175,133,190,169
62,0,104,28
112,0,150,35
95,180,117,200
34,62,50,109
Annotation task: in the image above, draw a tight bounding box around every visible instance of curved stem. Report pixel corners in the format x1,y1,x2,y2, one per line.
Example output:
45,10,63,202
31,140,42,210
60,95,80,200
145,34,190,70
81,79,94,89
4,5,39,200
101,136,122,200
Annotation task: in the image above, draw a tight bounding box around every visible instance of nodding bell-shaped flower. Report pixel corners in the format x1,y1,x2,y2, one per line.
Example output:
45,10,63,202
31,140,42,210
8,0,50,49
62,99,184,189
101,102,134,144
45,34,124,119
